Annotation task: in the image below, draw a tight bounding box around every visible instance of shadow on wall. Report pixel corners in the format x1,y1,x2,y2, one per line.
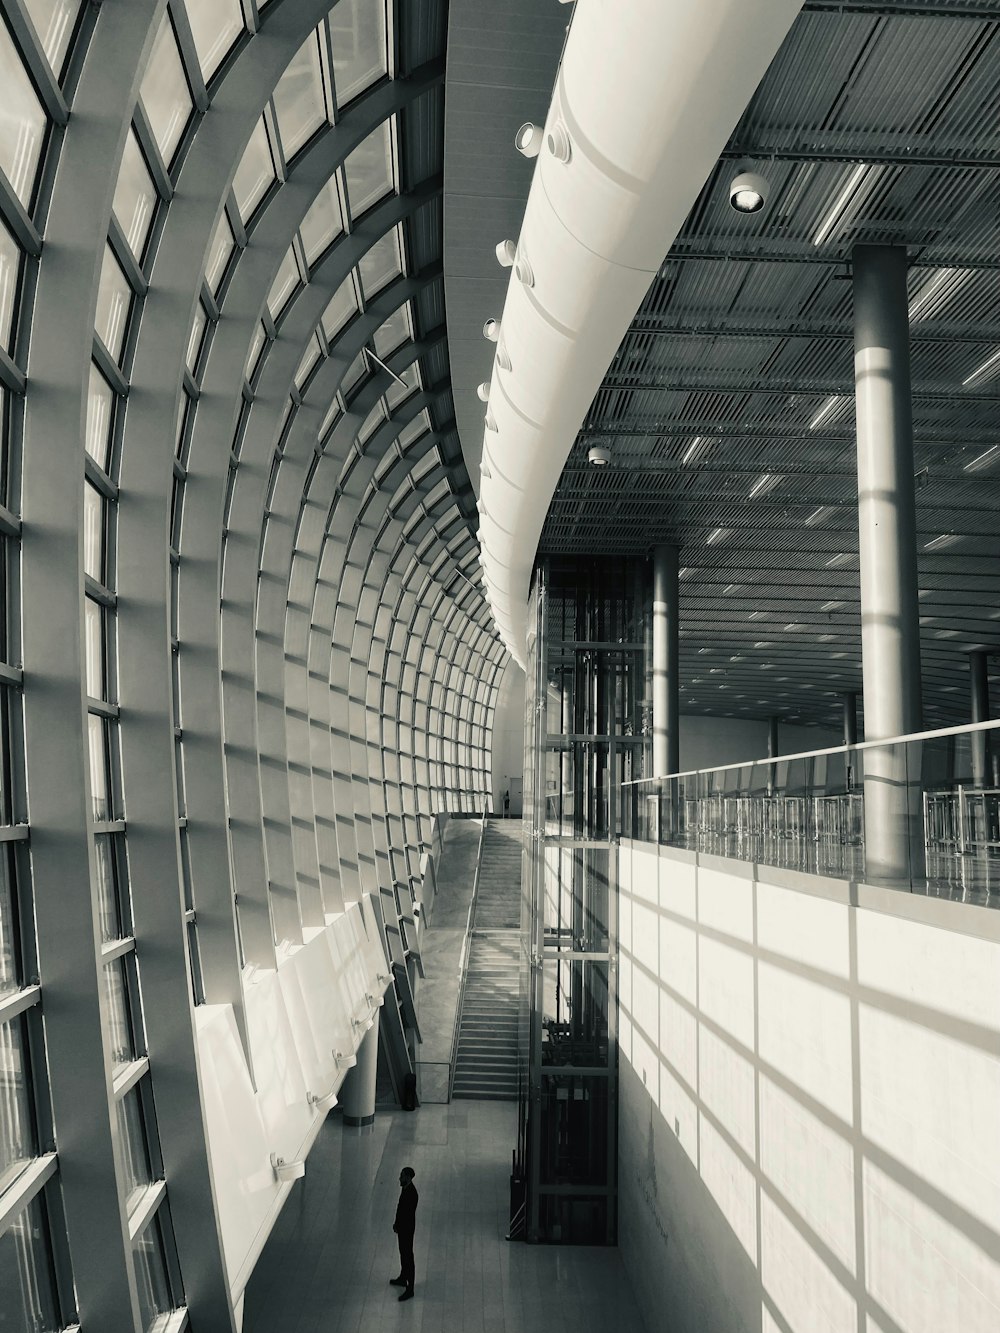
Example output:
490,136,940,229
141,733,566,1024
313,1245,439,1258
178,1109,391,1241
617,843,1000,1333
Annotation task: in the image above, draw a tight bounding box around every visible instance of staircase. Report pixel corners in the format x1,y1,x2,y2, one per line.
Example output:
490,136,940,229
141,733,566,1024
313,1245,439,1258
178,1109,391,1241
452,819,523,1100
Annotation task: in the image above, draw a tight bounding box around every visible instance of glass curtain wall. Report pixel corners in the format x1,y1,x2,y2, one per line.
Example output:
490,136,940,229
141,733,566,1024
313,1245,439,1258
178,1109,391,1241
520,554,649,1244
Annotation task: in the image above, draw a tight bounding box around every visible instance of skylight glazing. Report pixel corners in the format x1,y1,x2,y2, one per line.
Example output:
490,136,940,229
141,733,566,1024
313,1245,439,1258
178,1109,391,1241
232,118,276,222
374,304,410,358
95,245,132,363
321,276,358,340
358,226,402,298
330,0,388,107
273,30,329,162
0,222,18,353
267,247,301,319
182,0,245,81
0,17,48,209
22,0,83,78
112,130,158,263
299,179,344,267
204,211,235,295
85,363,114,469
139,12,193,169
344,118,395,219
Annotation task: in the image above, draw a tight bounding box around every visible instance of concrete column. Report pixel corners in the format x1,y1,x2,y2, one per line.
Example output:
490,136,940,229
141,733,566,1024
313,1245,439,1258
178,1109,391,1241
970,651,990,788
853,244,924,881
341,1011,380,1126
652,545,680,777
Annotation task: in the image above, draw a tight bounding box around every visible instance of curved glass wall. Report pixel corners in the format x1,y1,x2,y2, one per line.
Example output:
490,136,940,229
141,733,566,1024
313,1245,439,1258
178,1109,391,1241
0,2,502,1327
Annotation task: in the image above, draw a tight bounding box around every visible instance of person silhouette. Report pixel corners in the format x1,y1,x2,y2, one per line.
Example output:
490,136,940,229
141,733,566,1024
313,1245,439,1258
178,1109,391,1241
389,1166,418,1301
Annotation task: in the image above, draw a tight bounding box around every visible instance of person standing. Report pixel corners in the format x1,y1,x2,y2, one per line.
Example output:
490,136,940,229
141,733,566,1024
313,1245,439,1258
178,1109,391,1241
390,1166,418,1301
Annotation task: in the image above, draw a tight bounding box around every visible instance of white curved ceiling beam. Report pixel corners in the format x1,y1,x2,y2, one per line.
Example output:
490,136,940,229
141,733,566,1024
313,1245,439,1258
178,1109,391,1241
477,0,804,666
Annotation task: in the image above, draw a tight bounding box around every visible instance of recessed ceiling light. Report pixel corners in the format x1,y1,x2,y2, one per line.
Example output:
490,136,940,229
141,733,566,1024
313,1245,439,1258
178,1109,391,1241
682,436,708,464
515,123,543,158
805,505,836,527
825,552,854,568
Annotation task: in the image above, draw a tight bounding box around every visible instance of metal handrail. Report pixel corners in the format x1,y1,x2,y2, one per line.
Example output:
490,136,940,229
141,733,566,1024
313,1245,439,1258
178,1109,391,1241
446,811,489,1102
624,716,1000,787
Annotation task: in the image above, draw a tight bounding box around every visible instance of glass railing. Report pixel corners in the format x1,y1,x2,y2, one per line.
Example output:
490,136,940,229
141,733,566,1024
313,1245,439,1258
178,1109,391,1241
623,719,1000,906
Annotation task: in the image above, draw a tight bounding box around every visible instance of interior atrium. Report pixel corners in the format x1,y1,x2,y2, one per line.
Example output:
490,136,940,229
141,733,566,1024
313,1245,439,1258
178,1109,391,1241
0,1,998,1331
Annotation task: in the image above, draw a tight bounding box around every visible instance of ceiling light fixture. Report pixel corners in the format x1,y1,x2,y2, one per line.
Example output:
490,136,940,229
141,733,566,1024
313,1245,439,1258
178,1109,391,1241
515,123,544,158
908,267,970,323
588,444,611,466
495,239,516,267
812,163,870,247
748,472,779,499
483,318,500,341
547,123,572,163
477,381,491,402
809,395,846,431
681,436,708,464
924,533,960,551
964,444,1000,473
705,527,729,546
804,505,835,527
729,170,769,214
962,348,1000,389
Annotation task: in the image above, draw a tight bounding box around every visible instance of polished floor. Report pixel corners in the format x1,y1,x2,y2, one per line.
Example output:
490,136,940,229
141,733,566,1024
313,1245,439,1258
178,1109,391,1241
242,1100,646,1333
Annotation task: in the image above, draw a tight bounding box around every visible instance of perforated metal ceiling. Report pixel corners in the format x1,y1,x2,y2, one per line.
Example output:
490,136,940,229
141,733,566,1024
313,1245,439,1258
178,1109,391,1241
538,0,1000,731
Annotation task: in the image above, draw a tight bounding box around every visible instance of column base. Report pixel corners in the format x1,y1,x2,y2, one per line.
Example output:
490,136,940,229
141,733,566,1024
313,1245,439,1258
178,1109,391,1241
342,1112,375,1127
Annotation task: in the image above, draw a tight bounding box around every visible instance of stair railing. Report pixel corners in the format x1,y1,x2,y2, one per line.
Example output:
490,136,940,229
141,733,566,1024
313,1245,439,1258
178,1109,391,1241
447,810,489,1101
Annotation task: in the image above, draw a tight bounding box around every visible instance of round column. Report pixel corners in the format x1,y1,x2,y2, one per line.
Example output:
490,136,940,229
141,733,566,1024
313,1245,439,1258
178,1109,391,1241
853,244,924,881
341,1011,380,1127
652,545,680,778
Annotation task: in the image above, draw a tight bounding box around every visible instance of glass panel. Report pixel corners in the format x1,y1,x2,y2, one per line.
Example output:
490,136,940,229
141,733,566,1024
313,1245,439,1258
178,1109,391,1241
85,362,115,469
373,304,409,358
101,956,134,1066
0,847,19,991
245,322,265,379
184,0,244,80
133,1210,174,1331
358,228,401,299
330,0,387,107
204,210,234,294
299,178,343,268
342,349,366,396
294,335,322,389
0,220,20,354
358,401,383,445
83,481,104,582
186,303,207,375
232,118,275,222
0,1191,61,1332
88,713,109,821
267,247,300,319
84,595,104,699
0,18,47,209
95,245,132,364
112,130,157,263
320,275,357,339
386,361,418,410
344,118,394,219
139,12,193,168
272,29,327,161
22,0,82,77
116,1084,152,1212
94,833,122,941
397,410,429,449
0,1015,35,1191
